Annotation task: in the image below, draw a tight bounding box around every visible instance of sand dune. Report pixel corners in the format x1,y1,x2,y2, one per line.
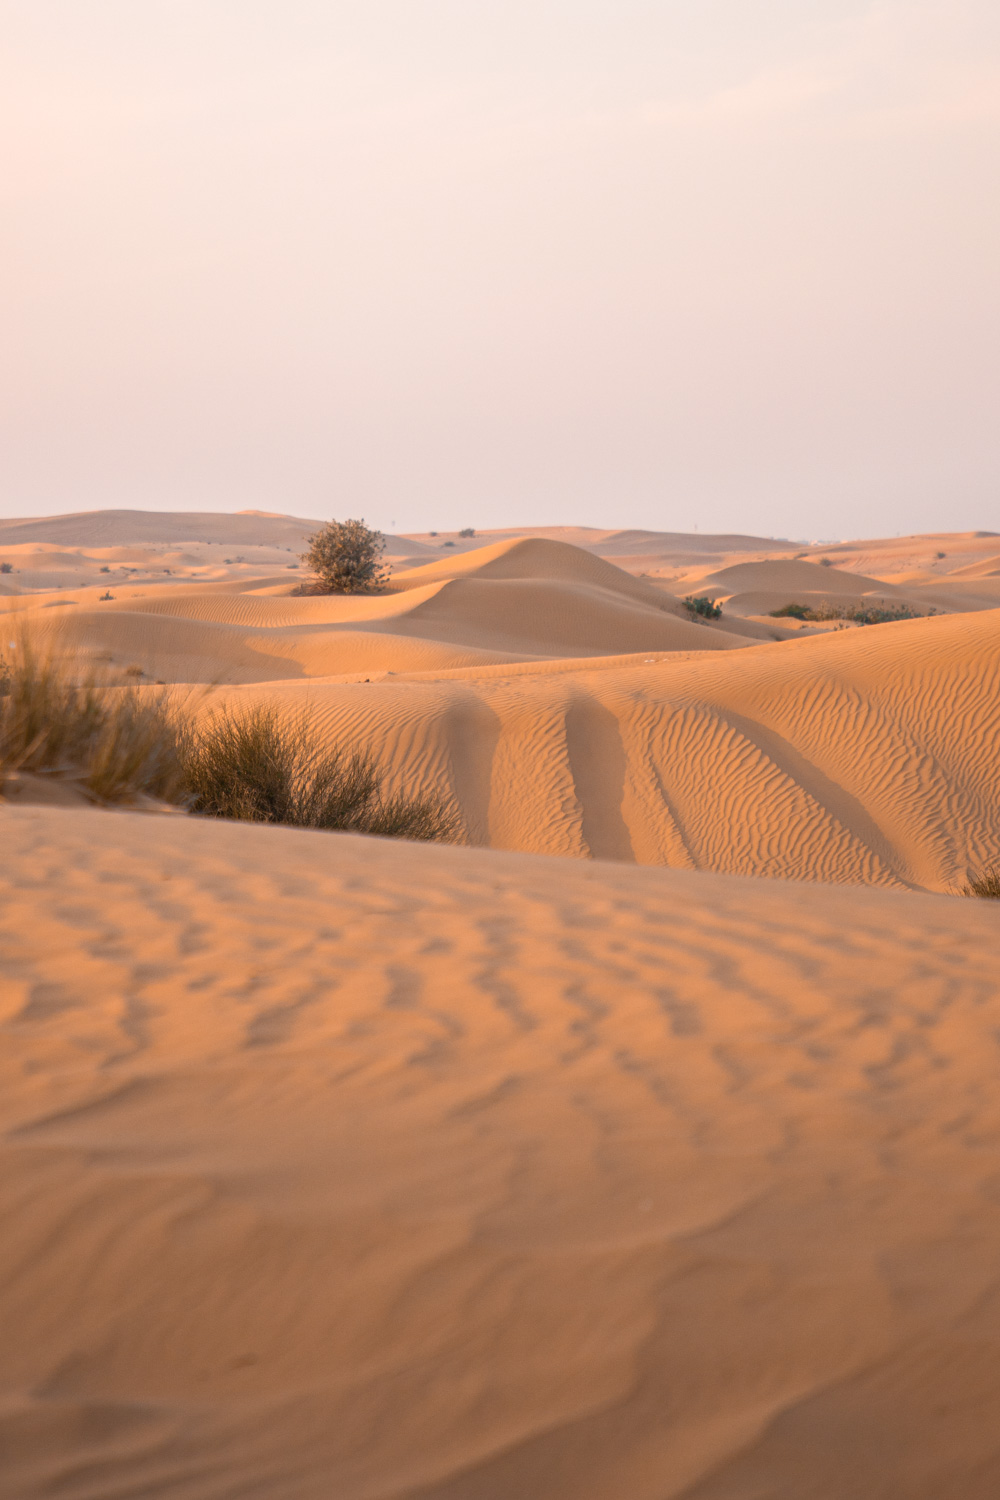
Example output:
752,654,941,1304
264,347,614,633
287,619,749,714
700,557,890,595
4,511,1000,1500
207,608,996,888
5,528,999,887
3,806,1000,1500
5,541,752,683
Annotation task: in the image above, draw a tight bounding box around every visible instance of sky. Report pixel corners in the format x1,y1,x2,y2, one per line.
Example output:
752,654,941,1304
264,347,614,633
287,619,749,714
2,1,998,539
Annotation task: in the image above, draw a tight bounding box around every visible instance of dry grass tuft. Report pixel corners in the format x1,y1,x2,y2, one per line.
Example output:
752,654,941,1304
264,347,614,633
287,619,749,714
0,637,187,803
184,703,457,841
1,641,456,842
961,866,1000,900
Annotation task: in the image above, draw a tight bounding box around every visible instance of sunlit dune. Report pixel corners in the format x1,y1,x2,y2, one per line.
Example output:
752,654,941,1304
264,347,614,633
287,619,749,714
4,516,997,889
3,511,1000,1500
3,808,1000,1499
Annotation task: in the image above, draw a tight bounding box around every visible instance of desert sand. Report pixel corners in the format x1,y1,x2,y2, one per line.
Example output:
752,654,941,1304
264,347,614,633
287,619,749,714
3,517,998,889
2,511,1000,1498
3,808,1000,1498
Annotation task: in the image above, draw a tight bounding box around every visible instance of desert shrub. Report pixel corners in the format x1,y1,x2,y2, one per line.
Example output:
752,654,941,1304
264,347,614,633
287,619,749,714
962,866,1000,900
770,602,812,620
300,518,389,594
99,565,110,573
683,595,723,620
0,644,454,842
818,557,833,567
935,551,946,560
769,601,924,626
458,527,476,538
183,704,456,841
848,604,923,625
442,540,455,547
0,562,12,574
0,638,188,803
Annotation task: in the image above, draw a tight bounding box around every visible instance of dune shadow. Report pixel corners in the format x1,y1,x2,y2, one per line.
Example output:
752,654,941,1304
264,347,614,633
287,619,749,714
564,695,635,862
444,693,503,846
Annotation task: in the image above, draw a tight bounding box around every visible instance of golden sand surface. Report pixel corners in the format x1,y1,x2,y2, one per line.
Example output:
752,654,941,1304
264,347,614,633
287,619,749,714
3,807,1000,1499
3,521,997,890
2,512,1000,1498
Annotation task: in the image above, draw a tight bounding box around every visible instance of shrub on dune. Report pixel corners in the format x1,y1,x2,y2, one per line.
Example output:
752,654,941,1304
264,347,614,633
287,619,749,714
683,595,723,620
769,602,927,625
299,517,389,594
183,704,456,841
1,644,455,843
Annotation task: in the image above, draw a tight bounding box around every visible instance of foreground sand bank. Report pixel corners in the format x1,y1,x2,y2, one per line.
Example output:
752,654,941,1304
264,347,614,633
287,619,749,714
3,804,1000,1498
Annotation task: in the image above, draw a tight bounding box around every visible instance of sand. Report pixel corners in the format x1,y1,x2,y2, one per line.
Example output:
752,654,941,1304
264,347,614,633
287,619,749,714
2,806,1000,1498
3,512,1000,1498
4,524,997,889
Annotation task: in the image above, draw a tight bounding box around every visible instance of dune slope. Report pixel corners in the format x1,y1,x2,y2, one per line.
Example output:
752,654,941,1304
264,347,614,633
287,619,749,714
4,529,998,890
210,608,1000,890
2,806,1000,1500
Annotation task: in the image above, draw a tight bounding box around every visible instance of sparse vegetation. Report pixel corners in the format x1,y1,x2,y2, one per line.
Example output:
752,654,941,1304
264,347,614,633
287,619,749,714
0,562,12,574
0,641,455,844
0,638,188,803
818,557,834,567
961,866,1000,900
458,528,476,538
769,601,927,626
683,595,723,620
299,517,389,594
184,704,456,841
99,591,115,601
99,565,110,573
770,603,812,620
935,551,947,560
442,540,455,547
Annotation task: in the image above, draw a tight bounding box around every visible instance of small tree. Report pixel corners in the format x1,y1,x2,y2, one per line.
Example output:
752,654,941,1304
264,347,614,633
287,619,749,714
458,527,476,538
302,517,390,594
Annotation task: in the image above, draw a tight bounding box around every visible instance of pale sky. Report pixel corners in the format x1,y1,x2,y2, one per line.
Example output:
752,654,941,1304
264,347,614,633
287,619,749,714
2,1,998,538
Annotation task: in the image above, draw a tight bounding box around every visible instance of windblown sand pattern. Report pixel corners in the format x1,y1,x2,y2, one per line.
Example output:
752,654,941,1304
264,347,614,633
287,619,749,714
2,513,1000,1499
3,808,1000,1499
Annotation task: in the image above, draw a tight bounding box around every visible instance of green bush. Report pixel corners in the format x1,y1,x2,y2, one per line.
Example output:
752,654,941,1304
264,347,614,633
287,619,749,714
769,601,926,626
300,517,389,594
683,595,723,620
770,603,812,620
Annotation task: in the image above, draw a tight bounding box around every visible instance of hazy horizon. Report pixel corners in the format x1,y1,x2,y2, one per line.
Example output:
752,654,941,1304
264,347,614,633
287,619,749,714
3,1,998,538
